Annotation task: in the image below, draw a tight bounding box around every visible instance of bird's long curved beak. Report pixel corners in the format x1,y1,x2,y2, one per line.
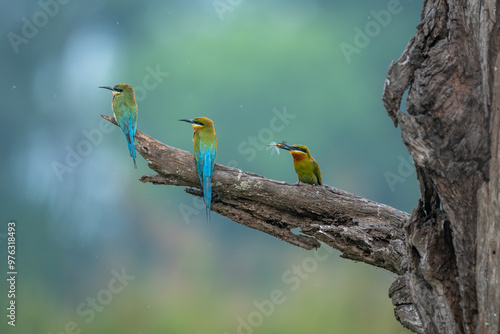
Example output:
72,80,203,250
179,119,195,124
98,86,115,91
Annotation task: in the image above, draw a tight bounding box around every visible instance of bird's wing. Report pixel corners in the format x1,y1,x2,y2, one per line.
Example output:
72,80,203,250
115,104,137,134
116,115,136,158
194,146,205,185
313,159,322,185
202,150,214,207
198,142,216,200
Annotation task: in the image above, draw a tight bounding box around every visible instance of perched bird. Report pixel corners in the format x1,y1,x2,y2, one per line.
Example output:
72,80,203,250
179,117,217,223
99,84,138,169
271,142,322,185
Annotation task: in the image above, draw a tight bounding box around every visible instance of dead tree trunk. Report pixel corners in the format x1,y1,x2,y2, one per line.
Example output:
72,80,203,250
101,1,500,332
383,0,500,333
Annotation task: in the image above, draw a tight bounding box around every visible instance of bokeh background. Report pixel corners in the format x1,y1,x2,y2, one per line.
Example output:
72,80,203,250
1,0,421,333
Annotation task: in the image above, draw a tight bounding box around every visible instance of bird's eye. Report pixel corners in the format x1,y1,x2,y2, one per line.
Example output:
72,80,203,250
114,88,123,93
194,120,204,126
293,146,306,153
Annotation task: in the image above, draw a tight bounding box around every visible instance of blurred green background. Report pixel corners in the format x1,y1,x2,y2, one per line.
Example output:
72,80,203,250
1,0,421,333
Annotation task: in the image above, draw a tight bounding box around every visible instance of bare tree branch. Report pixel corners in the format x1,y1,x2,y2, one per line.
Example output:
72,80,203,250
102,114,409,275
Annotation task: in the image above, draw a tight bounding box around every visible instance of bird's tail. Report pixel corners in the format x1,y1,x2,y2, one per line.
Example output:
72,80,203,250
125,131,137,169
206,206,211,226
204,175,212,225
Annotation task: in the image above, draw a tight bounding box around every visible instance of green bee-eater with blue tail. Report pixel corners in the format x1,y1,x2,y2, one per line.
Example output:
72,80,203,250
99,84,138,169
180,117,217,224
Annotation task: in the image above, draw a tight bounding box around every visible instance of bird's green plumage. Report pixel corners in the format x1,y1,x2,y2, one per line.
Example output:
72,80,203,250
283,144,322,185
99,84,138,168
192,117,217,154
112,85,138,123
180,117,217,224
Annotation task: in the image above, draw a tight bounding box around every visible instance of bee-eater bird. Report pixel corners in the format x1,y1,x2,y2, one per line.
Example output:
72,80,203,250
179,117,217,223
272,142,322,185
99,84,138,169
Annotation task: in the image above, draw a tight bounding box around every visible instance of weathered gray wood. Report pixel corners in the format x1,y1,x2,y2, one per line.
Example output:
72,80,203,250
383,0,500,332
389,275,424,334
476,45,500,334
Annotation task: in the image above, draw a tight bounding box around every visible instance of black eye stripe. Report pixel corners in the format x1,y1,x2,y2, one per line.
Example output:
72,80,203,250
114,88,123,92
194,120,204,126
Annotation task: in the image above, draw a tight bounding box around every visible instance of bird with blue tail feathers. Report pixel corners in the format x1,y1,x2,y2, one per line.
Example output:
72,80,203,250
179,117,217,224
99,84,138,169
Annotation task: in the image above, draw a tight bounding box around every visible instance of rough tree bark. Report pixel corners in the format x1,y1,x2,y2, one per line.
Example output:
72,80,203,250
102,1,500,332
382,0,500,333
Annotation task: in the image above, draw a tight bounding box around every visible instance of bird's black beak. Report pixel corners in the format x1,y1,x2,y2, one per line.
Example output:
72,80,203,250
279,142,294,151
179,119,195,124
98,86,115,91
